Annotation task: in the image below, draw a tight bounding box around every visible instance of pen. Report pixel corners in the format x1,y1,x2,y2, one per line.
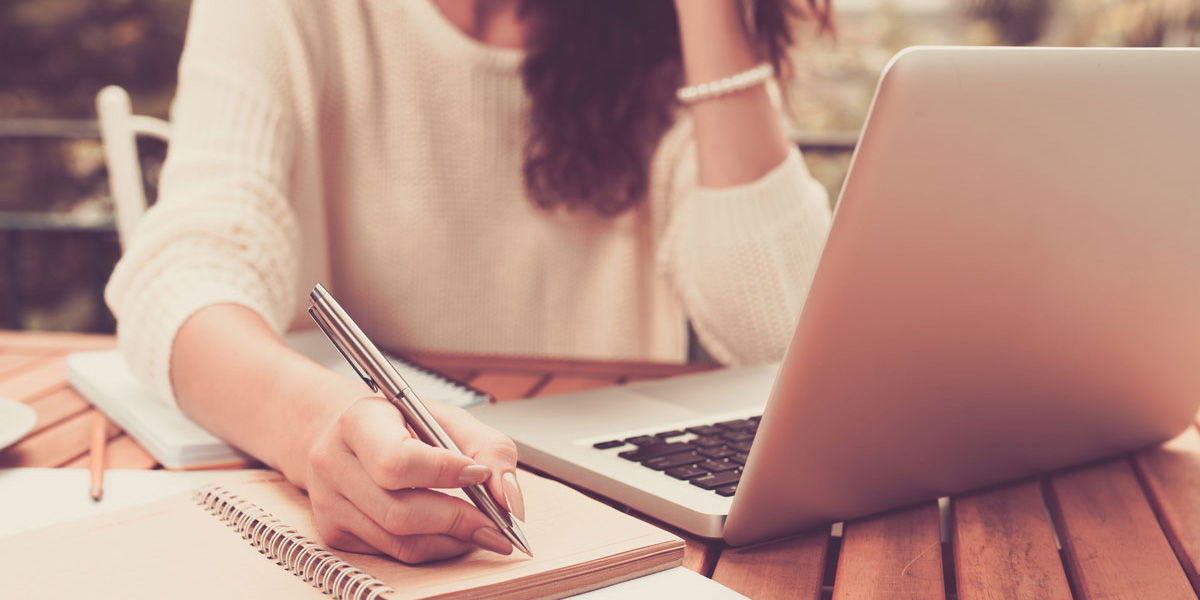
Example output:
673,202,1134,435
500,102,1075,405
307,283,533,557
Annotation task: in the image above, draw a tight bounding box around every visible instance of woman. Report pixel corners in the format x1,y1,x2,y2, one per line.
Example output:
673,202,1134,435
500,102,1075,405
106,0,833,564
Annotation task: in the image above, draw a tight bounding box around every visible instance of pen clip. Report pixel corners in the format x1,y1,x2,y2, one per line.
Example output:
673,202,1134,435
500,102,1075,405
308,306,380,393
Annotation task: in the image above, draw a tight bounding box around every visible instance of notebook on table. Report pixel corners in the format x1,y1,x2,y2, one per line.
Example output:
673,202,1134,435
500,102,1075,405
66,331,489,469
0,469,684,600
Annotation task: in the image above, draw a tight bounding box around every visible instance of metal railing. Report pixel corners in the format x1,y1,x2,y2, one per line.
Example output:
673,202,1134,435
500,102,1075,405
0,119,119,330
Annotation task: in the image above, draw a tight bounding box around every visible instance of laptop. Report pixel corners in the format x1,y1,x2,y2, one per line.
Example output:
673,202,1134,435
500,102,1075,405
471,46,1200,546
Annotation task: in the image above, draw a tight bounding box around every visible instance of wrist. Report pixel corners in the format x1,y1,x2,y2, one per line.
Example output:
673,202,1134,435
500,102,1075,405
271,361,366,489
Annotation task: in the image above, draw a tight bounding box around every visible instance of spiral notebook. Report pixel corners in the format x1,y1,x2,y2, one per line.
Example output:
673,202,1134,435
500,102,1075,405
65,331,490,469
0,470,684,600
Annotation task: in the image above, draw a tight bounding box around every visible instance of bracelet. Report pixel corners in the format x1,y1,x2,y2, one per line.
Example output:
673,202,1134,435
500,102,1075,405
676,62,774,105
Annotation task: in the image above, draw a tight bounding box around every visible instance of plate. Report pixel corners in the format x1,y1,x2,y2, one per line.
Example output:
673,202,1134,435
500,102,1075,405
0,398,37,451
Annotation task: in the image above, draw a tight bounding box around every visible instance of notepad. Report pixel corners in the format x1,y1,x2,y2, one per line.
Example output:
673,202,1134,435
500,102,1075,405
0,469,684,600
66,331,490,469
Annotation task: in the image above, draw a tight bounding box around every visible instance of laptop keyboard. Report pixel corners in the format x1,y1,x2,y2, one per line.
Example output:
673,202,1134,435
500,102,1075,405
591,416,761,498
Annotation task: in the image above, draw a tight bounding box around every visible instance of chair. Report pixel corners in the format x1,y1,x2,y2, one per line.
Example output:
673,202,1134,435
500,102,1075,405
95,85,171,249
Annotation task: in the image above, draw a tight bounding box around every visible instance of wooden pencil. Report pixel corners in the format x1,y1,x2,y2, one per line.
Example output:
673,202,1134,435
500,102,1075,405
88,412,107,501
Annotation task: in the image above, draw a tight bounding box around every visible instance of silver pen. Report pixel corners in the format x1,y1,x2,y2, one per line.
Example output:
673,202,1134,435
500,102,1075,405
307,283,532,556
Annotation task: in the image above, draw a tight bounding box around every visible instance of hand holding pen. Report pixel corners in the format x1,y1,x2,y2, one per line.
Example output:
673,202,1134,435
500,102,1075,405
304,284,530,563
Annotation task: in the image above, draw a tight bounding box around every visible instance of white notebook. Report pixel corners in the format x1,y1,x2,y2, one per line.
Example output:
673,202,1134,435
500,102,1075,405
66,331,489,469
0,469,688,600
0,469,741,600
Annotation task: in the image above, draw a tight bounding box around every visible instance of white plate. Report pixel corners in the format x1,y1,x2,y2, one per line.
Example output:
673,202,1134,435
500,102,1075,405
0,399,37,451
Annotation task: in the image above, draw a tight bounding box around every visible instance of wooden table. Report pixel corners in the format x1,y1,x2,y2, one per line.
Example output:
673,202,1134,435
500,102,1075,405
3,330,1200,600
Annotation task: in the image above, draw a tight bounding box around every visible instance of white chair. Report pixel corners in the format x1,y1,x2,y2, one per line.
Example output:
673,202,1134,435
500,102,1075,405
95,85,172,249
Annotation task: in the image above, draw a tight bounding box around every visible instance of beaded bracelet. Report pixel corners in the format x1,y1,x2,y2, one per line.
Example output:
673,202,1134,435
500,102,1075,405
676,62,774,105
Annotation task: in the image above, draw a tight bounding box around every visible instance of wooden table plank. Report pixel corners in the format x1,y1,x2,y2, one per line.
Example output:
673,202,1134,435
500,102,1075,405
0,331,115,354
26,387,91,436
0,354,40,378
534,374,622,397
0,409,120,468
952,479,1071,600
683,536,721,576
62,434,158,470
399,350,715,379
833,503,946,600
469,372,548,401
1134,426,1200,592
712,530,829,600
1046,458,1196,600
0,356,67,402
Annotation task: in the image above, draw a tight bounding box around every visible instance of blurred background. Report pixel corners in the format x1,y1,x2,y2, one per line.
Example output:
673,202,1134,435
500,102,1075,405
0,0,1197,333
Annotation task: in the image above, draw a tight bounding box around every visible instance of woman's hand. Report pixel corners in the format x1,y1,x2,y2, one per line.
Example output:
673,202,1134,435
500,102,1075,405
306,394,524,564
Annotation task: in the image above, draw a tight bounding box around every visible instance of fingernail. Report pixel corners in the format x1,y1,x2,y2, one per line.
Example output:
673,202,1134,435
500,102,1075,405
472,527,513,554
457,464,492,486
502,472,526,522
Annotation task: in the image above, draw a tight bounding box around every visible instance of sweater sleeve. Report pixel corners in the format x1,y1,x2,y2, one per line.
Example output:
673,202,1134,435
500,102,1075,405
104,0,303,407
653,117,832,366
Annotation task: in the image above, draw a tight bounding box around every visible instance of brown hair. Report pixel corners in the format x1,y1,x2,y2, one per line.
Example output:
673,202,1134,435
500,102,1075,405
518,0,832,217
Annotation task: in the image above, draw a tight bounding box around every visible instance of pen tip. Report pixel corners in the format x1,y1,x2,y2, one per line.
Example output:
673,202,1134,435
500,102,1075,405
510,526,533,557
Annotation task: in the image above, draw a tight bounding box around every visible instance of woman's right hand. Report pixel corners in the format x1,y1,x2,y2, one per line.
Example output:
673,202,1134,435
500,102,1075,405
305,394,522,564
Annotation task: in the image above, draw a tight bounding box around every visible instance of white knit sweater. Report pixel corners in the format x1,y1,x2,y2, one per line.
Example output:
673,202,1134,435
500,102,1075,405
105,0,832,407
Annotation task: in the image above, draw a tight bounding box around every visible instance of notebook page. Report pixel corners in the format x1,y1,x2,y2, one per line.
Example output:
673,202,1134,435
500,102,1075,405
225,470,683,599
0,491,323,600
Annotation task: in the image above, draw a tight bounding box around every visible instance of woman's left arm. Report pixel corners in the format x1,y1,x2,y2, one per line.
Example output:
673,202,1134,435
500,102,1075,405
658,0,831,365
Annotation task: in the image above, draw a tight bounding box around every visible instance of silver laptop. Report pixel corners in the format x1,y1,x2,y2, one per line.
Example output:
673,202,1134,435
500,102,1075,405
471,46,1200,546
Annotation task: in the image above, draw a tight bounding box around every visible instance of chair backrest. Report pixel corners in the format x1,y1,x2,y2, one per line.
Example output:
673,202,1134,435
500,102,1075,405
95,85,171,250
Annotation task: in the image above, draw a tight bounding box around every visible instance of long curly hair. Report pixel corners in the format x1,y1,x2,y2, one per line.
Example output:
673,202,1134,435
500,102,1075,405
518,0,833,217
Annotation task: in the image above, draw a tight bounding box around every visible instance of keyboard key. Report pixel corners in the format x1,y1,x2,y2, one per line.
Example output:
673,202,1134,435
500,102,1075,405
592,440,626,450
655,430,686,439
730,453,749,465
691,470,742,490
685,425,724,437
698,446,735,460
721,430,756,443
729,441,754,453
697,459,737,473
686,436,725,449
716,484,738,497
665,464,710,480
749,415,762,421
624,435,662,447
644,452,703,471
715,419,756,430
618,442,692,462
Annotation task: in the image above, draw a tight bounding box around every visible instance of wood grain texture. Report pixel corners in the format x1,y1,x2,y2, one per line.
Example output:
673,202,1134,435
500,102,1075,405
833,504,946,600
683,536,722,576
712,530,829,600
0,331,115,353
0,354,40,378
468,372,547,401
0,356,66,402
397,350,714,379
26,387,91,436
1046,458,1196,600
62,434,158,470
533,375,621,397
952,480,1071,600
0,409,119,468
1134,426,1200,592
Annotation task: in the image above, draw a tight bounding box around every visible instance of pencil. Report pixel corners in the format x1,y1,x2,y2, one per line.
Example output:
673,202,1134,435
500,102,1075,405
89,412,108,502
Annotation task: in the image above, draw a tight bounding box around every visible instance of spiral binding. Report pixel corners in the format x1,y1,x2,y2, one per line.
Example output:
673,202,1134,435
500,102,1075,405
386,353,490,404
193,485,395,600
